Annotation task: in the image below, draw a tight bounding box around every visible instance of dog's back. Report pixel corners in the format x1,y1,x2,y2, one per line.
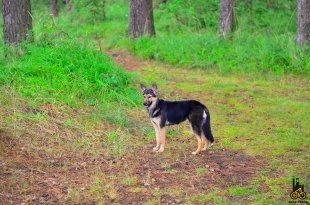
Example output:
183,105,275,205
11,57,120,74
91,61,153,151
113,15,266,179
159,100,205,124
157,99,214,143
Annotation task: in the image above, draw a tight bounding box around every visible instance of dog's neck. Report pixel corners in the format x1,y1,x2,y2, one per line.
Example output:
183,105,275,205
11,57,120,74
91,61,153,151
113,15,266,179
147,98,160,118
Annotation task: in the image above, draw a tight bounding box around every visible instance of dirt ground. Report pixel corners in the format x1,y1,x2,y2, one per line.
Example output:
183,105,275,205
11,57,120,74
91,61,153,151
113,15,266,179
0,128,264,204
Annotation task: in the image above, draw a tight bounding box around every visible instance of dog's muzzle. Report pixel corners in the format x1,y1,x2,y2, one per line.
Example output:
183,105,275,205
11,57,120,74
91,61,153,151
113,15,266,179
143,102,151,107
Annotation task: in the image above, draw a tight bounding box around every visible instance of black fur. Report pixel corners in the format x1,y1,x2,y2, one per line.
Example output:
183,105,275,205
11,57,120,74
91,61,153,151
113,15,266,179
147,99,214,143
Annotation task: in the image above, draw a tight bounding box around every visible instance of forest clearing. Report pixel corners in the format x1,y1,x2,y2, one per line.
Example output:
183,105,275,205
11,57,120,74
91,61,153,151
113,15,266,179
0,0,309,204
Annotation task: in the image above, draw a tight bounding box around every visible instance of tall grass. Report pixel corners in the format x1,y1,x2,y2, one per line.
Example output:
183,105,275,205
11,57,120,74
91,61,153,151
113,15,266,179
0,41,138,107
0,2,140,114
70,0,308,75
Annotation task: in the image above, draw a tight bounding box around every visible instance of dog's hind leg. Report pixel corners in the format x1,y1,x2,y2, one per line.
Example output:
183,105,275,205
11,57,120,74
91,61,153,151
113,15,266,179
192,136,203,155
189,119,203,155
151,122,160,151
202,137,214,151
201,137,208,151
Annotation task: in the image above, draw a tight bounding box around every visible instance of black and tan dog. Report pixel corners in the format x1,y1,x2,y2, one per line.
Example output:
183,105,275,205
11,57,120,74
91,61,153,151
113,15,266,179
141,83,214,155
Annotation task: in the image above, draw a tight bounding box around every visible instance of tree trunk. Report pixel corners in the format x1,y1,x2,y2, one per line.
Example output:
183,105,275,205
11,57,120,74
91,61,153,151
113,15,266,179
297,0,310,46
65,0,71,12
50,0,58,17
2,0,33,45
219,0,234,37
129,0,156,39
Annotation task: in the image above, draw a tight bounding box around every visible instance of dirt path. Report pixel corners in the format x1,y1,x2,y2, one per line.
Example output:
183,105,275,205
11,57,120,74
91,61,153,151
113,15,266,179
107,50,147,71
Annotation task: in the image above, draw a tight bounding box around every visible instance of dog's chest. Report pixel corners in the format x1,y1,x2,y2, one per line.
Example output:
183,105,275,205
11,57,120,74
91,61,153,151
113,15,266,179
150,116,172,126
150,116,161,126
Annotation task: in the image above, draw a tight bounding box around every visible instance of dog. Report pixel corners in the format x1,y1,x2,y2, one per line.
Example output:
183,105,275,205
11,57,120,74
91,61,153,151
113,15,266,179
141,83,214,155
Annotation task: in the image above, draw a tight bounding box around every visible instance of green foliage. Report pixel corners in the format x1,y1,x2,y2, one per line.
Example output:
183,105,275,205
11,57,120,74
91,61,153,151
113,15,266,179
0,41,138,107
0,0,141,126
71,0,106,23
97,0,309,75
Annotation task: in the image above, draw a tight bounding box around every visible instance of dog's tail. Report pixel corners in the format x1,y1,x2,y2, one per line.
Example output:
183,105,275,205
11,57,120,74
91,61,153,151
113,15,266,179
202,109,214,145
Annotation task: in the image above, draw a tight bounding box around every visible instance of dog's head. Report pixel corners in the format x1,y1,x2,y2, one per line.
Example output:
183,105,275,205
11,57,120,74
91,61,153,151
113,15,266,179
140,83,158,108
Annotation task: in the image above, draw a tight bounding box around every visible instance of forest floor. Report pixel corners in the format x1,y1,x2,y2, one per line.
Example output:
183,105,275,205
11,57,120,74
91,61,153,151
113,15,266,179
0,50,309,204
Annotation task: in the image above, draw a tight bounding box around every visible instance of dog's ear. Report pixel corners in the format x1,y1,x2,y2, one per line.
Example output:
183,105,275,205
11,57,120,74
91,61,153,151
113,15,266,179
152,83,158,91
140,84,146,93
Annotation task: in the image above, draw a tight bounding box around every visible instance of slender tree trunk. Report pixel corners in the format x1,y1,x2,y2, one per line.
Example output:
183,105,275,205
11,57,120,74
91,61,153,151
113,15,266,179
65,0,71,12
50,0,58,17
2,0,33,45
297,0,310,46
129,0,156,39
219,0,234,37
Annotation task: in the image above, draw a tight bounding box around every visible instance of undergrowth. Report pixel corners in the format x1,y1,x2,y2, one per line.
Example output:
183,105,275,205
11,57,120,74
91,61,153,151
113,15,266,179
1,41,138,108
53,0,309,75
0,3,140,124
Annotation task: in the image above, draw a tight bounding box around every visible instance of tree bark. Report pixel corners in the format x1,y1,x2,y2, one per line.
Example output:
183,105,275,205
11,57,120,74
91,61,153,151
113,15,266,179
219,0,234,37
50,0,58,17
65,0,71,12
297,0,310,46
2,0,33,45
129,0,156,39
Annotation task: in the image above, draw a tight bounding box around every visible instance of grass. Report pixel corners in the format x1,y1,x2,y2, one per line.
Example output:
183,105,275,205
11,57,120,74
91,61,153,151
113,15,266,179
1,50,309,204
228,186,257,197
0,0,309,204
1,41,139,105
0,40,140,127
49,0,310,75
134,65,309,203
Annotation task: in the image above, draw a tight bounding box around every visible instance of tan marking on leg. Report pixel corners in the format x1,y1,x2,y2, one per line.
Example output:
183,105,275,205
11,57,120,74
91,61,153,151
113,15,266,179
157,127,166,153
151,121,160,151
192,137,203,155
202,137,208,151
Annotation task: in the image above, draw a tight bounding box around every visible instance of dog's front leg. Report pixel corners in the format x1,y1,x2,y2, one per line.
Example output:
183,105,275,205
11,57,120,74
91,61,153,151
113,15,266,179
151,122,160,151
157,127,166,152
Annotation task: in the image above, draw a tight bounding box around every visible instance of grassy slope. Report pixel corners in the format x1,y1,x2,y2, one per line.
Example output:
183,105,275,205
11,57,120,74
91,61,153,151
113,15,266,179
0,0,309,204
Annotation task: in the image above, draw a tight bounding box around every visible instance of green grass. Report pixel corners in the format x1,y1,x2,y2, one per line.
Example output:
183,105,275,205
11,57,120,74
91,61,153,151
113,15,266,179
1,41,138,106
0,0,309,204
228,186,257,197
48,0,309,75
137,65,309,204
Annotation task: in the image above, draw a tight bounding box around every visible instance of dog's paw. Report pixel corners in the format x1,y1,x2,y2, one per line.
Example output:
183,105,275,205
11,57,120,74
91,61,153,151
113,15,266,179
156,148,164,153
192,151,198,155
202,142,214,151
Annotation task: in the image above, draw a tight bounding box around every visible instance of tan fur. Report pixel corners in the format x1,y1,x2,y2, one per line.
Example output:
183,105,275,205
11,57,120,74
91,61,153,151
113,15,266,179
201,137,208,151
157,127,166,152
151,121,160,151
192,137,203,155
143,94,157,108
